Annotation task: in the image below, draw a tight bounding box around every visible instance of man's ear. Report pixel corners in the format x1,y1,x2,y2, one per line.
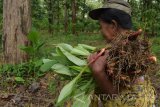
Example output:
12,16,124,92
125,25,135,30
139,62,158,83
111,20,118,30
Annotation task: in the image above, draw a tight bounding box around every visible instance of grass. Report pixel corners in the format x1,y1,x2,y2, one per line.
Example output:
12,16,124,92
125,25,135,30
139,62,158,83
42,31,105,45
39,31,106,57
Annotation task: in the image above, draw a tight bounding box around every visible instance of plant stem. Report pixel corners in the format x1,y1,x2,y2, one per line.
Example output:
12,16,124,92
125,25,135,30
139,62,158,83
77,48,106,79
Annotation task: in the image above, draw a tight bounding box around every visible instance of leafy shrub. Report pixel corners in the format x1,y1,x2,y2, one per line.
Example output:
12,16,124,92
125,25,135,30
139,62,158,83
0,59,44,84
20,29,45,59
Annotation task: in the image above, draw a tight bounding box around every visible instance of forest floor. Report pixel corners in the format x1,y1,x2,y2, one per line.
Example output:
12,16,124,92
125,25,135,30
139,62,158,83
0,73,58,107
0,74,160,107
0,32,160,107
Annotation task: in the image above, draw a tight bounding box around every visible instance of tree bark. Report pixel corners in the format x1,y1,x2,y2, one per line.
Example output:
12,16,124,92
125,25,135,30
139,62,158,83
47,0,54,33
3,0,31,64
82,0,86,19
72,0,77,35
143,0,152,9
64,0,68,33
57,0,60,29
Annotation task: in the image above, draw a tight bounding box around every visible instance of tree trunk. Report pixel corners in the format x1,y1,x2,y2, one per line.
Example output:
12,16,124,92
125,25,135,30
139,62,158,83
3,0,31,64
72,0,77,35
143,0,152,10
57,0,60,31
64,0,68,33
82,0,86,19
47,0,54,33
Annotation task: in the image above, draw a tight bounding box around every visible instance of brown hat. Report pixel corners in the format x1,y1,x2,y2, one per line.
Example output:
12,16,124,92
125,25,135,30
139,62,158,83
89,0,132,20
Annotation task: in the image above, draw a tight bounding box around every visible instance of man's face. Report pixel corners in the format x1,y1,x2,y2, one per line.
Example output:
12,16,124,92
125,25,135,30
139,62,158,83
100,21,115,42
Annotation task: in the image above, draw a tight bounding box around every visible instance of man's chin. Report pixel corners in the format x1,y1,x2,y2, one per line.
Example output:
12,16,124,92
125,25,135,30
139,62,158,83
102,35,112,43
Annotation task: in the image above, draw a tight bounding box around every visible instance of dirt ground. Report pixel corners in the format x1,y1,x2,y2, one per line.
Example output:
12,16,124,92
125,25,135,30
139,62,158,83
0,73,62,107
0,73,160,107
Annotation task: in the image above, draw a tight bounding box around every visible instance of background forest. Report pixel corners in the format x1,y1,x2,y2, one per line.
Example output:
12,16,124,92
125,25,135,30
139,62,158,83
0,0,160,107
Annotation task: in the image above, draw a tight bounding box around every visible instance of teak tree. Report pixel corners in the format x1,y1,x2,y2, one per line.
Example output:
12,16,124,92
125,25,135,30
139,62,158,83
72,0,77,35
3,0,31,64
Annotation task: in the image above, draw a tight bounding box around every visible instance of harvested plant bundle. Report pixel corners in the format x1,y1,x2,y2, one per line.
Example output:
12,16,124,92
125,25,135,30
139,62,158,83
40,30,158,106
105,30,158,88
41,43,97,106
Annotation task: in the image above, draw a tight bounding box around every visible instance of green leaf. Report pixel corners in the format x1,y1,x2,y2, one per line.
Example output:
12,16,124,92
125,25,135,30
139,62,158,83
78,44,96,51
20,46,34,54
58,47,87,66
72,93,91,107
57,77,78,104
57,65,88,104
34,59,43,67
56,47,64,56
42,59,53,63
28,30,39,44
15,77,25,82
71,48,90,56
51,53,71,65
36,41,45,51
40,60,57,72
51,53,59,57
57,43,73,52
51,64,73,76
75,46,90,55
79,78,94,91
69,66,91,73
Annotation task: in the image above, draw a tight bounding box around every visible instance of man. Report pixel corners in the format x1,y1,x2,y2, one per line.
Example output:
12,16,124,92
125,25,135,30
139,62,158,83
88,0,156,107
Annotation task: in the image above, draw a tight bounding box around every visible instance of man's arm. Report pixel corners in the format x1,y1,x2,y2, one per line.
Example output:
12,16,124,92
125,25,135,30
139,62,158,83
88,51,118,95
92,69,118,95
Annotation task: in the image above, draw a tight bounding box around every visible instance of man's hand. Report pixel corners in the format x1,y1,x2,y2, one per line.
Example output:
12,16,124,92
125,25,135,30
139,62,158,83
87,50,109,74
